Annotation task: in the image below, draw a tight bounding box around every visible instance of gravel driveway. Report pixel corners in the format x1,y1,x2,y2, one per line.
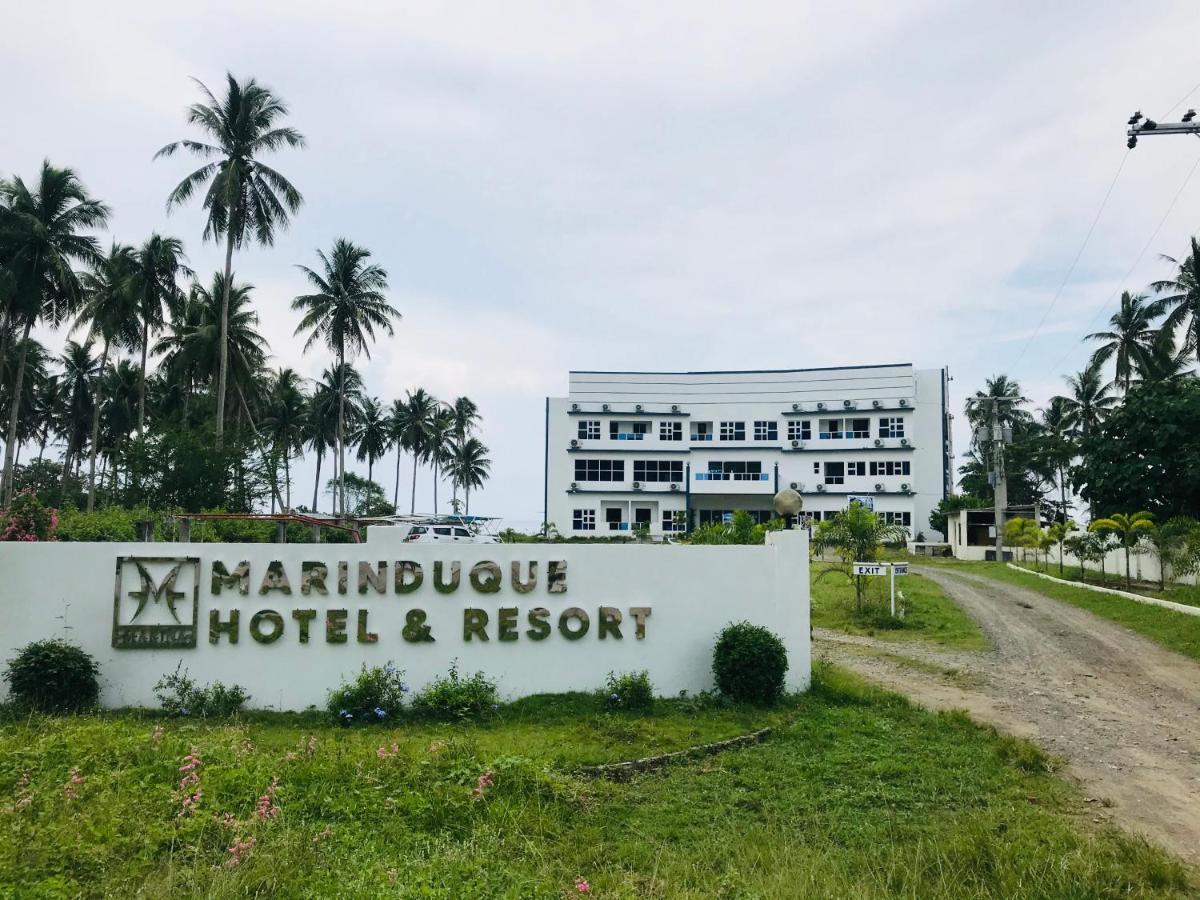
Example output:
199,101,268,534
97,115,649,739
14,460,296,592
815,566,1200,862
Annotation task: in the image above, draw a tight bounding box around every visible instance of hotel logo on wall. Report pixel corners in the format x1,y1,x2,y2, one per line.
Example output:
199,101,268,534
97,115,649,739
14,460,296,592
112,556,201,649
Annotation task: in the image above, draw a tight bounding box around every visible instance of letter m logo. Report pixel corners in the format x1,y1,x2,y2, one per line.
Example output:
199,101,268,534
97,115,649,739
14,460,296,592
112,557,200,650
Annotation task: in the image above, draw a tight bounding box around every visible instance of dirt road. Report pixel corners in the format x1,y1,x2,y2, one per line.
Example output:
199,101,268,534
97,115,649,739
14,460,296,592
816,566,1200,861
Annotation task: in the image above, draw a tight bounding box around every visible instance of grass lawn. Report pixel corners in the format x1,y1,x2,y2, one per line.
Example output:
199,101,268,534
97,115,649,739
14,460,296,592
1009,560,1200,609
920,559,1200,663
811,563,989,650
3,669,1190,898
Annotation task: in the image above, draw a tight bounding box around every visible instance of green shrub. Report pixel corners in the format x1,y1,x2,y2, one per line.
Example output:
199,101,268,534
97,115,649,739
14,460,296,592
327,662,408,725
603,670,654,710
55,506,144,541
153,664,249,717
712,621,789,705
410,662,499,721
3,639,100,713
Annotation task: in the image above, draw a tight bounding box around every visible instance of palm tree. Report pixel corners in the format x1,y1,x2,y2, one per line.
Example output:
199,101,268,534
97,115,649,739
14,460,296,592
74,243,140,510
262,368,308,510
99,359,139,494
292,240,399,516
1133,326,1193,384
55,340,99,497
1150,236,1200,364
303,381,339,513
1089,511,1155,589
1084,291,1160,392
964,374,1030,432
1038,396,1076,522
450,396,480,440
397,388,435,513
1056,358,1117,438
0,162,109,504
157,73,305,446
130,235,189,433
0,336,50,467
449,437,491,515
353,396,391,484
427,406,454,514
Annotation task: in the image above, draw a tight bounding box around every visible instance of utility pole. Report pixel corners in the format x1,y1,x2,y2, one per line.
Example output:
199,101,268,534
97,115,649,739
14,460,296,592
990,402,1007,560
1125,109,1200,148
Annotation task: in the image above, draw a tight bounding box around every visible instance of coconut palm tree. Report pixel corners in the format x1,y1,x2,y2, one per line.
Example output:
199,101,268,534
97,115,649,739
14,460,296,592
55,340,99,496
449,436,491,515
353,396,391,485
1084,291,1161,392
262,368,308,510
99,358,139,494
303,381,339,513
1038,396,1076,522
426,405,455,514
130,234,189,433
396,388,435,513
74,243,140,510
1056,358,1117,437
157,73,305,446
292,240,399,515
0,162,109,504
964,374,1031,432
1089,511,1155,589
450,396,480,440
1150,236,1200,364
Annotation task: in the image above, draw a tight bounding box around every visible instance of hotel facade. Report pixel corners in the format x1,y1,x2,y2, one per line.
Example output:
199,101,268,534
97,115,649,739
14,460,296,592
543,364,952,539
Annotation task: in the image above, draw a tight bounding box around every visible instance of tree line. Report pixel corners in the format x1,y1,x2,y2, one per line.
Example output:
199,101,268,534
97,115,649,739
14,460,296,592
0,73,490,518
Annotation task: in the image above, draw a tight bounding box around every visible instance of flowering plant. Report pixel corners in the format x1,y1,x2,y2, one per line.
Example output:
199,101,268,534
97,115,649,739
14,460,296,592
0,491,57,542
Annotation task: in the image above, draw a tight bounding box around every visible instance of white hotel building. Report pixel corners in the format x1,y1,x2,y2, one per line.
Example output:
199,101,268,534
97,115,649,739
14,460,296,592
543,364,952,539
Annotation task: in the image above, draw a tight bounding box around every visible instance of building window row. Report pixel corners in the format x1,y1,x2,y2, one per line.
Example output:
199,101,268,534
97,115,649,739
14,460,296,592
870,460,911,476
574,459,625,482
572,509,596,530
660,421,683,441
881,511,913,527
698,461,767,481
577,414,905,443
787,420,812,441
719,421,746,441
634,460,684,482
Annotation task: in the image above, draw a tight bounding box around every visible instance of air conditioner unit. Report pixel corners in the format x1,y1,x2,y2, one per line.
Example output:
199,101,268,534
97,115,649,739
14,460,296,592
789,482,799,490
900,482,911,492
899,399,909,407
635,404,644,412
816,484,827,492
570,438,579,448
602,403,610,411
875,483,885,491
570,402,580,411
669,483,679,492
900,438,910,447
632,481,643,490
569,482,578,491
671,404,679,413
792,403,800,411
873,438,883,447
872,400,881,408
791,439,800,448
843,399,853,408
816,402,826,411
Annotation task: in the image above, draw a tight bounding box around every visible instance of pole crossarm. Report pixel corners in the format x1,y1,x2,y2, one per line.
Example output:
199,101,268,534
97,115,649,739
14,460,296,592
1126,110,1200,147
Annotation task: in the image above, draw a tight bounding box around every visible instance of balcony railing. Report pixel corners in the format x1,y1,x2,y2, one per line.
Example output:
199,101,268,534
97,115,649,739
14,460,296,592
690,433,714,441
695,472,770,481
612,432,646,441
607,522,631,531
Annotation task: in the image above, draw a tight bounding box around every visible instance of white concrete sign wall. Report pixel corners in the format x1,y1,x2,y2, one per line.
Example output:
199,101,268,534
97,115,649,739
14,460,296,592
0,528,810,709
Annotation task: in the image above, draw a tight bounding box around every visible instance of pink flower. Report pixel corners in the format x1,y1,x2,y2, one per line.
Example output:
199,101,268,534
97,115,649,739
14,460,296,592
575,878,591,893
225,835,256,867
471,770,494,802
255,777,280,820
64,768,84,801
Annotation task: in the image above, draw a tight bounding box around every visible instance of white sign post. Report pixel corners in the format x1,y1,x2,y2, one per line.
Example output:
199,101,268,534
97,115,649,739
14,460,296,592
852,562,908,616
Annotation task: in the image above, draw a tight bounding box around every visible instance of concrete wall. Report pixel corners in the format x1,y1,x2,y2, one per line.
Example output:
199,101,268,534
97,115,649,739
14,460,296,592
0,527,811,710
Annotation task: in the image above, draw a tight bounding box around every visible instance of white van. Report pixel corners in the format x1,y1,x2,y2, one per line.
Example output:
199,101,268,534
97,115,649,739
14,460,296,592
402,524,500,544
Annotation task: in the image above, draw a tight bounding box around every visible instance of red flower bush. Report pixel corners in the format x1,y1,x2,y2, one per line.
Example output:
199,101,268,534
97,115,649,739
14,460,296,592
0,491,58,542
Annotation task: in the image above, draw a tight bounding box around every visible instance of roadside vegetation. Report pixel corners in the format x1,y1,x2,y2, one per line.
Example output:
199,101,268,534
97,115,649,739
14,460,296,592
0,666,1191,897
1008,559,1200,609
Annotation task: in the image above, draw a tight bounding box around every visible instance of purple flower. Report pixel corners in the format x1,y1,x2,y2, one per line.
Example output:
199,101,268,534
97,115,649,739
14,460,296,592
610,694,620,702
374,707,386,719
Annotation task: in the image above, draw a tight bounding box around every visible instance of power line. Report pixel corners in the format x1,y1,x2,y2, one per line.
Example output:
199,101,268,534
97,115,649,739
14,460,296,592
1015,150,1130,361
1048,150,1200,376
1161,78,1200,119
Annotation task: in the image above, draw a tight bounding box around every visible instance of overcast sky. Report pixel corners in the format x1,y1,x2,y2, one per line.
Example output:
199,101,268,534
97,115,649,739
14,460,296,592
8,1,1200,528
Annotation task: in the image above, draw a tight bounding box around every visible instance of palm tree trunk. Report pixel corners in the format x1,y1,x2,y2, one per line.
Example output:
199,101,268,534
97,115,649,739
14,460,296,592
215,233,234,448
368,458,373,484
59,450,73,505
337,350,346,518
1125,544,1132,588
465,484,470,516
0,318,33,506
432,461,438,513
86,340,111,513
138,318,149,434
393,445,402,509
410,455,418,514
284,453,291,510
312,449,322,513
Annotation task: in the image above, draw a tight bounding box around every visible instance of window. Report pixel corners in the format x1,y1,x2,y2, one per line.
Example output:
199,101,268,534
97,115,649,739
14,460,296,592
633,460,684,482
824,462,845,485
697,510,774,525
847,418,870,439
847,461,865,477
605,508,625,531
659,421,683,441
572,509,596,531
663,511,685,532
869,461,911,476
453,528,471,538
787,420,811,441
813,461,820,473
634,507,652,526
434,527,452,536
696,461,766,481
719,421,746,441
881,511,912,527
691,421,713,441
578,420,600,440
818,418,843,439
609,421,648,440
753,420,778,441
574,459,625,482
879,417,905,439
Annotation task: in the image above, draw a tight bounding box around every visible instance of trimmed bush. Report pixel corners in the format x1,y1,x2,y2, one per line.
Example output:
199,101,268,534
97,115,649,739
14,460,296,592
153,664,249,718
604,670,654,710
327,662,408,725
410,662,499,721
3,639,100,713
712,622,789,705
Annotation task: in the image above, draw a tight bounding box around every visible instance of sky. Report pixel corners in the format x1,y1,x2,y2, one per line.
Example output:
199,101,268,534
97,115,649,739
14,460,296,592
7,1,1200,530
